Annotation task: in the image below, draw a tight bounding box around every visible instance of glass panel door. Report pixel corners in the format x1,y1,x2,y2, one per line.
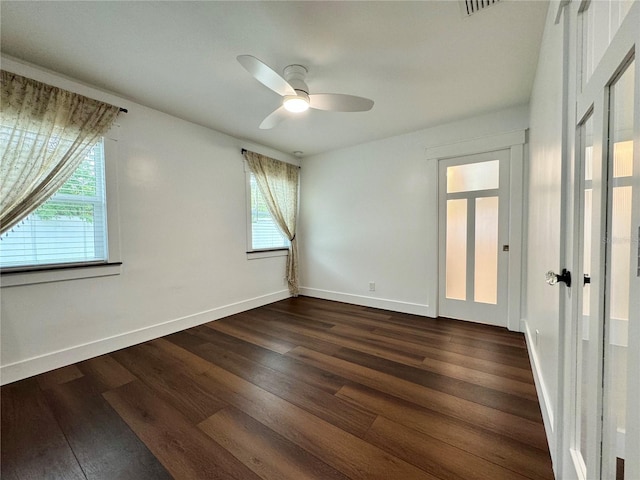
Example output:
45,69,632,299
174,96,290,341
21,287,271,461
574,113,596,480
602,58,634,480
438,150,509,326
572,57,637,480
568,2,638,479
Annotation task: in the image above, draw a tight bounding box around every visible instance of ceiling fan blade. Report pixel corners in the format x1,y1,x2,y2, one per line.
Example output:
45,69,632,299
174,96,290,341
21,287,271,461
237,55,296,97
259,106,290,129
309,93,374,112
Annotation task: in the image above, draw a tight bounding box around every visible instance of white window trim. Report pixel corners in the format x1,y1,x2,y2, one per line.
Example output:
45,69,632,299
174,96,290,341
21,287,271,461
247,249,288,260
1,125,123,287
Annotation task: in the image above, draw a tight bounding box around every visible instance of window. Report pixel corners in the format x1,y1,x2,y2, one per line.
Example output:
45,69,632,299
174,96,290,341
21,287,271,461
0,139,108,269
247,172,289,252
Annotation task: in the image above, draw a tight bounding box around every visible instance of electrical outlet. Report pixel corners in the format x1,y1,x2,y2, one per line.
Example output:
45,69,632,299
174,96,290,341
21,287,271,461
369,281,375,291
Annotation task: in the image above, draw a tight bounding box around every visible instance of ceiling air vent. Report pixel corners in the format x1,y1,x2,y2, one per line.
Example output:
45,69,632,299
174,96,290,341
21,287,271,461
461,0,500,16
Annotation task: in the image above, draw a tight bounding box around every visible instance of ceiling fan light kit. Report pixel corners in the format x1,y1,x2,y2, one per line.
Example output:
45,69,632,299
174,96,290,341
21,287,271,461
283,93,310,113
237,54,374,129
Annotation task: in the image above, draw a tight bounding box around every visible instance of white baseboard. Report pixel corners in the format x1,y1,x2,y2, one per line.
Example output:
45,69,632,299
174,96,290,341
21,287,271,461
299,287,431,317
0,290,290,385
522,319,556,455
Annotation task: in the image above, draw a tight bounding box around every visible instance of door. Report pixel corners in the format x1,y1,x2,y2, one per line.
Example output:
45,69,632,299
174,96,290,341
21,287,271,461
601,57,636,480
438,150,510,327
570,32,639,480
572,112,596,480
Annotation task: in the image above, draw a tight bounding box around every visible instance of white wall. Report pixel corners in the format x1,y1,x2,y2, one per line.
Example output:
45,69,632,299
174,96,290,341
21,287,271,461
0,57,295,384
523,2,565,470
298,105,529,317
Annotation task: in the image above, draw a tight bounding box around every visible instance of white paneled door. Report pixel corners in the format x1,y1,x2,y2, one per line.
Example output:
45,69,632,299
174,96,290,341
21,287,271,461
438,150,510,327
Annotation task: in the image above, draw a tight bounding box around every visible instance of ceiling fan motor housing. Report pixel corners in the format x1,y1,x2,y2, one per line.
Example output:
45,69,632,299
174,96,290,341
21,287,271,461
283,64,309,95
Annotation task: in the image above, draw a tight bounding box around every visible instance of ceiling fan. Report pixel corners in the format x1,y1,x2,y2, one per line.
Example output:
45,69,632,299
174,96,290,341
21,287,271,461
237,55,374,129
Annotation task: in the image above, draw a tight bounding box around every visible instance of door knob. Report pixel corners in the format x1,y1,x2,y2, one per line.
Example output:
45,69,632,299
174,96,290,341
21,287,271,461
545,269,572,287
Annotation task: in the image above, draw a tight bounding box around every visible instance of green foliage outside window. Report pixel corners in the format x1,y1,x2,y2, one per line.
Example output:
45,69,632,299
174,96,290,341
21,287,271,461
34,201,95,223
33,147,99,223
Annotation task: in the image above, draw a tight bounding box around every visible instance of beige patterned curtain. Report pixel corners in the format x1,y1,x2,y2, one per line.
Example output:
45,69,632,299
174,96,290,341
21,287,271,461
0,70,120,235
244,150,300,296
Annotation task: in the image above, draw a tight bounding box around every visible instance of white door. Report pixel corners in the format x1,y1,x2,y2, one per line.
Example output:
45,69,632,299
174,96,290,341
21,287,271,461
438,150,510,327
569,3,639,477
601,59,637,480
572,109,600,480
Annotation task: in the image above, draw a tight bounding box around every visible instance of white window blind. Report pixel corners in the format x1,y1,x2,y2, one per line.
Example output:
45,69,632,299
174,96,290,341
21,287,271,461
0,139,108,269
249,173,289,250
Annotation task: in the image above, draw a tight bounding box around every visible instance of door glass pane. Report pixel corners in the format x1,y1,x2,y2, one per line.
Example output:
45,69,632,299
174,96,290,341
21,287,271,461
605,59,634,480
447,160,499,193
446,199,467,300
474,196,499,304
610,185,632,322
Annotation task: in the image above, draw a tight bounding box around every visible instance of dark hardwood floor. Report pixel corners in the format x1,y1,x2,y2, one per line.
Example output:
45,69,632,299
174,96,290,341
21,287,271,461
1,296,555,479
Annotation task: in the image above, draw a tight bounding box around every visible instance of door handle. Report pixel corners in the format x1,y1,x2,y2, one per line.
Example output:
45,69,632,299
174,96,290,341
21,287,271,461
546,269,572,287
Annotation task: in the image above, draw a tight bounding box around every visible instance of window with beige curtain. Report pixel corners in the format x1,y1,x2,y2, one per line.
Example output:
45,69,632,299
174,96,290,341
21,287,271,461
0,70,120,236
243,150,300,296
0,70,120,269
248,171,290,251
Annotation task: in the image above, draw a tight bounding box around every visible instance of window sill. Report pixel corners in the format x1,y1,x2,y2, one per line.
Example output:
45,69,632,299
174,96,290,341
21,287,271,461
1,262,122,287
246,249,288,260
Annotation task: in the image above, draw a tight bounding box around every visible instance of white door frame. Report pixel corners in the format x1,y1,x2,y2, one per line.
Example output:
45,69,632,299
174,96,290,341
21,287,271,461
426,129,526,332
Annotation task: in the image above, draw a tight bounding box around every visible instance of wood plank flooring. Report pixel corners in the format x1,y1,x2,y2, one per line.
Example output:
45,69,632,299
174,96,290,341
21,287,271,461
1,296,555,480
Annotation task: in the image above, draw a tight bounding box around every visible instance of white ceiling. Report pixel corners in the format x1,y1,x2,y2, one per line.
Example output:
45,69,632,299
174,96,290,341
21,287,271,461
0,1,548,157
